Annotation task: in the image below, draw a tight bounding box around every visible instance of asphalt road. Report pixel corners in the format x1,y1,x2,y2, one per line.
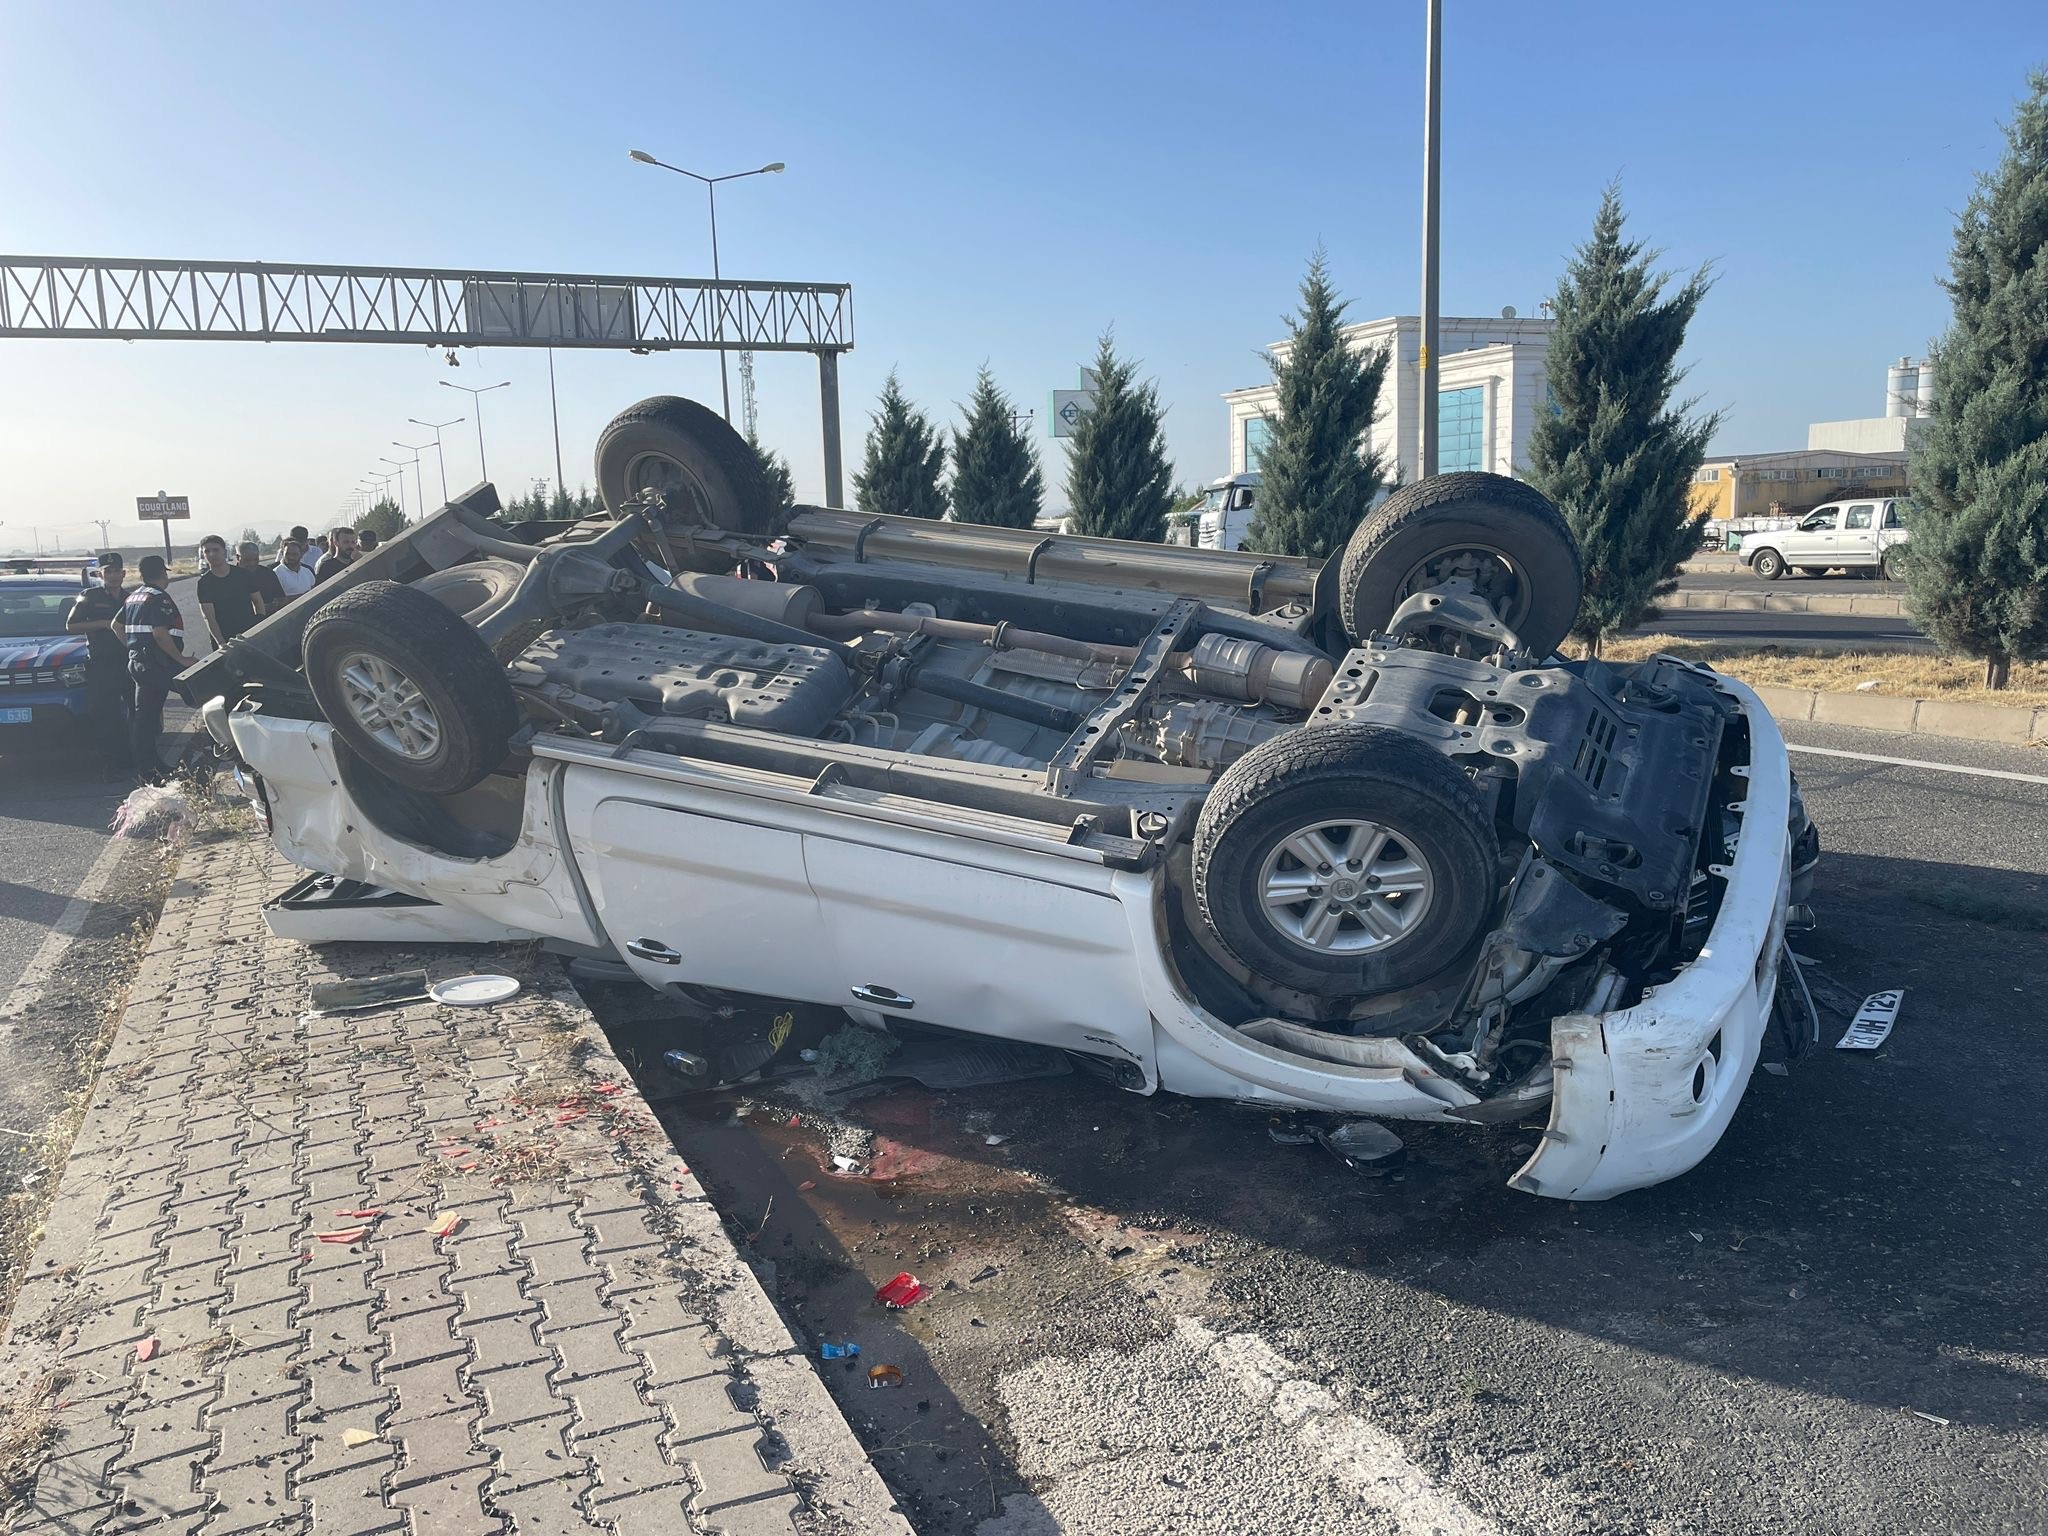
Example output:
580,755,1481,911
1671,570,1900,598
1637,607,1935,648
592,718,2048,1536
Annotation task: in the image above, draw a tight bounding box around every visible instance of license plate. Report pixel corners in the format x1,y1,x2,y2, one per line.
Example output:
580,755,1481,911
1837,989,1904,1051
0,707,32,724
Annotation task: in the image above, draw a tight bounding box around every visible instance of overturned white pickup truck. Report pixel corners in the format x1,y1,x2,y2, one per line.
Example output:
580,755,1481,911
184,397,1819,1200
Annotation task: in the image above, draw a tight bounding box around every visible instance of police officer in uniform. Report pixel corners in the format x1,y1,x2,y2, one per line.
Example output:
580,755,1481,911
64,551,132,779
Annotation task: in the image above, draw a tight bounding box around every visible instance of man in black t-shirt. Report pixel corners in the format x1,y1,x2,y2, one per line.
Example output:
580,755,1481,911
313,526,359,583
122,555,188,784
238,540,286,616
64,552,131,777
196,534,261,645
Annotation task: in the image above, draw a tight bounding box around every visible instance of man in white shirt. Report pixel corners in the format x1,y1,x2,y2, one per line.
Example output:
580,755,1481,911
273,536,317,601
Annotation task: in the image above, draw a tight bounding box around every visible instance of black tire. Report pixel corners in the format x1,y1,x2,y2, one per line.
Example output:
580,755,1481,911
302,581,521,796
1337,472,1582,656
1751,548,1785,581
1879,548,1903,582
595,395,780,535
1193,723,1499,997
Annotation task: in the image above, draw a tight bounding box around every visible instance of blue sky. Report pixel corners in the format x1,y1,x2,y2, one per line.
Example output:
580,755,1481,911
0,0,2036,550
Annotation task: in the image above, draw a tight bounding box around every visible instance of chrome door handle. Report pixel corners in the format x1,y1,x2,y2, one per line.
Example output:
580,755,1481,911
850,984,914,1010
626,938,682,965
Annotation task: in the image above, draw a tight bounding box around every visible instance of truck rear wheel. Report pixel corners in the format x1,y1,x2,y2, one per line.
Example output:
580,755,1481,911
1337,473,1582,656
595,395,781,535
302,581,520,796
1193,723,1499,998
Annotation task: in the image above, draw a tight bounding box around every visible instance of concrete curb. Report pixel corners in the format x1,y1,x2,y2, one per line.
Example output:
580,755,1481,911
1754,684,2048,745
1661,587,1908,617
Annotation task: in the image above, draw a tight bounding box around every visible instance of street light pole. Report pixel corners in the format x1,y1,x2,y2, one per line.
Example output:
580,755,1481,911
408,416,465,504
547,349,566,499
628,150,786,424
1419,0,1443,480
439,379,511,482
394,440,435,516
378,458,411,522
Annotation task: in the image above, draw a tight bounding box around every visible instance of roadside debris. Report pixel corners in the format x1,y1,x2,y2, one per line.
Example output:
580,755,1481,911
662,1048,709,1077
1266,1117,1318,1147
429,1212,463,1238
427,973,522,1008
819,1341,861,1360
134,1337,157,1363
1838,989,1905,1051
1315,1119,1405,1174
867,1364,905,1389
875,1272,929,1309
111,783,185,840
308,970,429,1016
1907,1408,1951,1427
813,1025,900,1082
341,1428,379,1448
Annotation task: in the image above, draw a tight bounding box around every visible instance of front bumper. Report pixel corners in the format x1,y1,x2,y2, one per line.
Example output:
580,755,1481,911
1509,675,1794,1200
0,684,91,721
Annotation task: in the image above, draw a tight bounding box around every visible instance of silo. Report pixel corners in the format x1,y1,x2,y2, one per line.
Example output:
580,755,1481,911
1886,358,1914,418
1915,357,1937,416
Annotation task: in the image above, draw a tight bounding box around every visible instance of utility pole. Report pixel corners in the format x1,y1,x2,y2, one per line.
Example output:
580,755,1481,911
93,518,112,549
1419,0,1443,480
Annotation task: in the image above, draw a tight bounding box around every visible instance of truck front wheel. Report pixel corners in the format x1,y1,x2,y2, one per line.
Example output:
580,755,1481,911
1192,723,1499,998
302,581,520,796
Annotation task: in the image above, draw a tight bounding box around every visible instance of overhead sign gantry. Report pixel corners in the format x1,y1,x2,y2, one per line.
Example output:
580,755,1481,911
0,255,855,504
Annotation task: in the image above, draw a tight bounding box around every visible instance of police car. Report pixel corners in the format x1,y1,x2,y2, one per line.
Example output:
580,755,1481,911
0,575,94,730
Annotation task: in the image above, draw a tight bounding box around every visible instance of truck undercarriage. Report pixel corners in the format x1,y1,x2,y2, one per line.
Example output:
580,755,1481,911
184,396,1818,1198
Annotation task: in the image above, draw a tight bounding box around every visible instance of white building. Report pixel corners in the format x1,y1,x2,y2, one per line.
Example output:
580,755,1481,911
1224,313,1556,484
1807,355,1935,454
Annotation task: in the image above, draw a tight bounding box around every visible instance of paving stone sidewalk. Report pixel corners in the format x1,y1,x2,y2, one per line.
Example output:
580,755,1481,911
2,834,911,1536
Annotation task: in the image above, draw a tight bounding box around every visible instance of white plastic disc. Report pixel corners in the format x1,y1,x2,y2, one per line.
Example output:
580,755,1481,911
428,974,522,1008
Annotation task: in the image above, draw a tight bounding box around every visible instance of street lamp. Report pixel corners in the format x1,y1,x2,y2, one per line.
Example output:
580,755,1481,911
378,458,412,522
393,439,435,516
407,416,465,503
628,149,786,422
439,379,511,482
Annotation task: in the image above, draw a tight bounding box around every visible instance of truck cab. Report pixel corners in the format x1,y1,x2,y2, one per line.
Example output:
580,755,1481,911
1190,473,1260,551
1745,496,1912,581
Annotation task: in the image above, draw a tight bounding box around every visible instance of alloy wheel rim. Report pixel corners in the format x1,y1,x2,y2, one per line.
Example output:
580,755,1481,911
336,652,442,760
1256,818,1434,954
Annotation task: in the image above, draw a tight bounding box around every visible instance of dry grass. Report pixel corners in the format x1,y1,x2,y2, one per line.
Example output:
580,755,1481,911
1606,636,2048,711
0,1368,74,1516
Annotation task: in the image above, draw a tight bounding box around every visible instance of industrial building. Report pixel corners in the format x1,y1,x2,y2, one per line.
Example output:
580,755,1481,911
1686,449,1909,522
1223,312,1555,483
1689,356,1927,521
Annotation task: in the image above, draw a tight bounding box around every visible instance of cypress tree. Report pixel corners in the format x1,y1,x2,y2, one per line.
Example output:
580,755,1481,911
1526,186,1719,654
950,369,1044,527
1065,333,1173,542
1246,252,1391,559
853,372,948,520
1905,71,2048,689
747,429,796,509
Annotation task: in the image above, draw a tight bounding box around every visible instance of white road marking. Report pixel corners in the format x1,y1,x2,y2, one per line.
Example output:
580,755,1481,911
1786,743,2048,786
1178,1316,1501,1535
0,833,132,1024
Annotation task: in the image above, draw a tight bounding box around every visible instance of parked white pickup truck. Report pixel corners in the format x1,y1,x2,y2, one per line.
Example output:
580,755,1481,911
181,397,1819,1201
1744,496,1912,580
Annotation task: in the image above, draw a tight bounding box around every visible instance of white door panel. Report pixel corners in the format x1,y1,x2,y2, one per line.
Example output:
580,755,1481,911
583,799,840,999
803,834,1153,1055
